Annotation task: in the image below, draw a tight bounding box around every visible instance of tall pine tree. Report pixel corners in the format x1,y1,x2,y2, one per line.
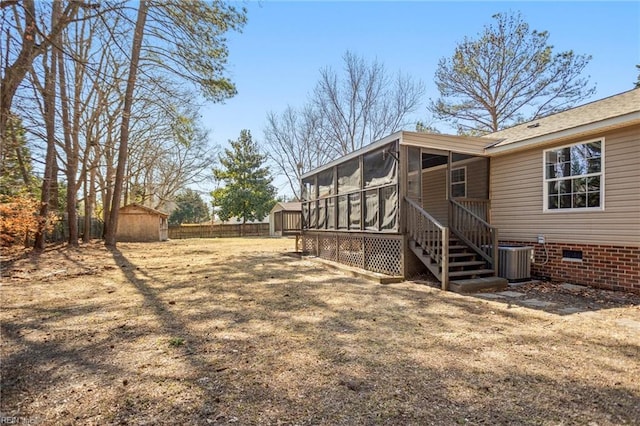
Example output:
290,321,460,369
212,130,276,225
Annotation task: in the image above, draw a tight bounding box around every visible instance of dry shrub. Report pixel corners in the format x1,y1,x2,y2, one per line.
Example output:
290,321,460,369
0,194,55,246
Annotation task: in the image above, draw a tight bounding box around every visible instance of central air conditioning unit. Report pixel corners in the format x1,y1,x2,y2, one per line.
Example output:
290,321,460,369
498,245,534,282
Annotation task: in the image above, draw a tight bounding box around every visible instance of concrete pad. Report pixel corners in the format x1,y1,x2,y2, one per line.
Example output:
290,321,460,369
561,283,588,291
449,277,508,293
616,319,640,331
557,307,584,315
521,298,556,308
495,291,526,298
508,280,541,287
474,293,506,299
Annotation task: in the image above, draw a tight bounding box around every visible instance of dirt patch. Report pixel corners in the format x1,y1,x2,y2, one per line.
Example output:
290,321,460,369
2,238,639,425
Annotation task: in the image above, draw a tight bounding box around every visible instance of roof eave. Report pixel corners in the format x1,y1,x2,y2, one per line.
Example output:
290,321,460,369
300,131,403,179
485,111,640,156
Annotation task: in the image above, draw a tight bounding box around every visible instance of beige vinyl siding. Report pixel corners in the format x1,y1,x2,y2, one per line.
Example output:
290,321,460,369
420,159,490,226
490,126,640,246
422,168,448,225
455,158,489,199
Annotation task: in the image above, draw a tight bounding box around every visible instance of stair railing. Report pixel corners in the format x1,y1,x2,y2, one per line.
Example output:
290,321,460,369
449,199,497,271
455,198,490,222
405,197,449,288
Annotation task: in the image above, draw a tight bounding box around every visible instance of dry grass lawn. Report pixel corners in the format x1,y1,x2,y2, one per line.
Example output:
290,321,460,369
1,237,639,425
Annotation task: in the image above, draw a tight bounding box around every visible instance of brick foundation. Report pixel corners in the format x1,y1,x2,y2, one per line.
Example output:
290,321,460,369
500,241,640,293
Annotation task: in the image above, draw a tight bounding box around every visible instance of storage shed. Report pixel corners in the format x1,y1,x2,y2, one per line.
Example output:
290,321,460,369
116,204,169,242
269,202,302,237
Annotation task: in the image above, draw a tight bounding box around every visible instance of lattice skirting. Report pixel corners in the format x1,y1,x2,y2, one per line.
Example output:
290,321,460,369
302,232,403,276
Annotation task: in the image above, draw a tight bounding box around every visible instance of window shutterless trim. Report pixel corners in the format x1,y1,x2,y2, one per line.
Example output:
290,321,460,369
542,138,605,213
450,166,467,199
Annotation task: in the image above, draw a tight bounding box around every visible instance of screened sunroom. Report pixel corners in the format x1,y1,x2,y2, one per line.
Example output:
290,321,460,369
301,131,503,289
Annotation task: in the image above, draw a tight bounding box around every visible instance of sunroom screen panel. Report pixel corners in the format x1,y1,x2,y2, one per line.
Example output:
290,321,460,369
317,169,335,198
338,195,348,229
380,185,398,231
365,190,379,231
337,158,361,194
363,143,397,188
349,193,361,230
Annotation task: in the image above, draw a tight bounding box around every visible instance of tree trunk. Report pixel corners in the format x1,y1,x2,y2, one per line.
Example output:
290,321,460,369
104,0,149,246
0,0,37,146
83,149,98,243
57,38,80,246
33,46,58,250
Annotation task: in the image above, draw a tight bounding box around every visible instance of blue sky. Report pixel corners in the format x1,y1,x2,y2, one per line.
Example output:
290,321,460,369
200,1,640,197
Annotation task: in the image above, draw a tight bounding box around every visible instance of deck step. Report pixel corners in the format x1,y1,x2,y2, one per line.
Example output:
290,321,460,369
448,268,495,278
448,260,486,268
448,252,476,259
449,276,508,293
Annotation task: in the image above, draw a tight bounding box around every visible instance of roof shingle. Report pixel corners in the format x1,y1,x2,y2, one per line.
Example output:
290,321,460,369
484,88,640,148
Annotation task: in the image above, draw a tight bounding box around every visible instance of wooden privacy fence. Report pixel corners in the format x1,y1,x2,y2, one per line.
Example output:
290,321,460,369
49,217,104,242
169,223,270,239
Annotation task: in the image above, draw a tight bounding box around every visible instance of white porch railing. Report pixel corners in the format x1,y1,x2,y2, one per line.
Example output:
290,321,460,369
455,198,490,222
449,199,497,270
405,197,449,288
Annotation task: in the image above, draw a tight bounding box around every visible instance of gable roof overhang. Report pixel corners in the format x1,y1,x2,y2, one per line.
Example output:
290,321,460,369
399,131,492,156
300,131,493,179
301,132,402,179
120,203,169,217
483,88,640,156
270,201,302,213
485,111,640,156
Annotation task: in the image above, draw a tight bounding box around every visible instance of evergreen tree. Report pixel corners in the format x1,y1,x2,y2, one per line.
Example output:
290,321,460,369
211,130,276,224
169,189,211,225
1,116,35,195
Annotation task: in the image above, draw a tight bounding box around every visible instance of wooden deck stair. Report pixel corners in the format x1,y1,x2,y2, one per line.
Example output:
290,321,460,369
409,235,507,293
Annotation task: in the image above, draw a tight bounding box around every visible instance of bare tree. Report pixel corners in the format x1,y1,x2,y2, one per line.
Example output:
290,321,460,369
430,11,596,134
5,1,246,247
263,105,330,199
264,51,425,198
126,105,217,210
0,0,101,144
313,51,425,156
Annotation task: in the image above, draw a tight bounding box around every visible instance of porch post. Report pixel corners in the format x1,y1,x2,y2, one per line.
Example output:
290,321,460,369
447,151,452,225
492,229,499,277
442,227,449,290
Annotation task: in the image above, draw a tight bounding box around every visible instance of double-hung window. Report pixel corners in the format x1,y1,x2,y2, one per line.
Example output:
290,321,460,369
450,167,467,198
544,139,603,211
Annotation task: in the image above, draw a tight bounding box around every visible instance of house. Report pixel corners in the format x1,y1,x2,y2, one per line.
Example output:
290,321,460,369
300,88,640,293
116,204,169,242
485,89,639,292
269,202,302,237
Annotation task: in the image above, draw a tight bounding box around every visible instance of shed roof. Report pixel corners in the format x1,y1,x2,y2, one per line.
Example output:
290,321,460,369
484,88,640,153
271,202,302,213
120,203,169,217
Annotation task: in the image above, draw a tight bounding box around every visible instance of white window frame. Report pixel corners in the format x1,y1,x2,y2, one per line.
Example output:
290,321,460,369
450,166,467,199
542,138,605,213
